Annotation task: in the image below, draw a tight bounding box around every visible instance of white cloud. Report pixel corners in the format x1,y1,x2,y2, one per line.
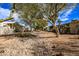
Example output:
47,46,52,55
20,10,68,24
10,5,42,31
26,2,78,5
0,7,10,19
58,5,76,21
61,7,74,19
60,18,68,21
0,7,30,27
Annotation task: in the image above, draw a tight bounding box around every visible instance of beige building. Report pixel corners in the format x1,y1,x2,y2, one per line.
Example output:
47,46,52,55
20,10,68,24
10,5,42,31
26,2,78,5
0,21,15,35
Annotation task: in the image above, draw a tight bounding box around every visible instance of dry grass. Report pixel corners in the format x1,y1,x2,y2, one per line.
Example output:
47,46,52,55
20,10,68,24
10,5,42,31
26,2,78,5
0,31,79,56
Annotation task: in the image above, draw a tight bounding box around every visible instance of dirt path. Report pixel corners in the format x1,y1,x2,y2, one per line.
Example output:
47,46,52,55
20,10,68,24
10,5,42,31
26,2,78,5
0,31,79,56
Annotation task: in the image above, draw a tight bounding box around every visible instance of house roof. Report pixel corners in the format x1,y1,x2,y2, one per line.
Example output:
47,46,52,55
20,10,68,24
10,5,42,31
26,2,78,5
0,20,15,24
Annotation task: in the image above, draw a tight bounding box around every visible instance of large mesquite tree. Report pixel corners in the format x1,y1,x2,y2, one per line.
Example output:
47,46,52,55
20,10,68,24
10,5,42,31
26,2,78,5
11,3,76,37
38,3,76,37
38,4,66,37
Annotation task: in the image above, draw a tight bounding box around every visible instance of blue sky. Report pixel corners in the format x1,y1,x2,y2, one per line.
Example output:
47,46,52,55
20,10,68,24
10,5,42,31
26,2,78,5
57,4,79,24
0,3,11,9
0,3,11,19
0,3,79,25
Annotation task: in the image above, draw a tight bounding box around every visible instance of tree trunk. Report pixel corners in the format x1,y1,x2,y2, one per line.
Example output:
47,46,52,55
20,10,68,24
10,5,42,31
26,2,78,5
54,4,60,37
53,23,60,37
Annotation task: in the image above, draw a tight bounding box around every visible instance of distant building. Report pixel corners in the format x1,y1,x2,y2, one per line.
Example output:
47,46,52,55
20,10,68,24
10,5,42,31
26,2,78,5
0,21,15,35
70,20,79,34
59,20,79,34
0,20,15,29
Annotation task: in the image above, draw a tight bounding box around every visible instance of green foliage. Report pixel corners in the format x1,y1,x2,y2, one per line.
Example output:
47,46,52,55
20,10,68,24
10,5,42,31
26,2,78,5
13,23,23,32
0,17,13,23
32,19,47,30
0,19,3,23
15,4,40,20
5,17,13,21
